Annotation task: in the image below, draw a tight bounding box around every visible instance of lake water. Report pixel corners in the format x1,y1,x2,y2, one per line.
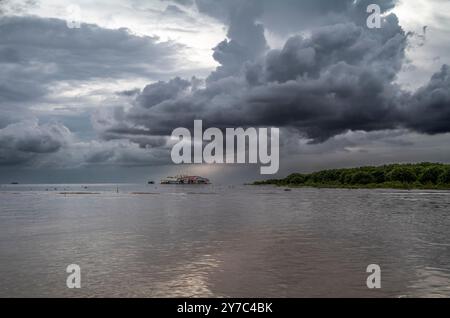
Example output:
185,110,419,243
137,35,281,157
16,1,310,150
0,184,449,298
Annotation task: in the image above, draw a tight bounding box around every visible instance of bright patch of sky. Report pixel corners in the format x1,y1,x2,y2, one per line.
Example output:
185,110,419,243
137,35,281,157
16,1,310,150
393,0,450,90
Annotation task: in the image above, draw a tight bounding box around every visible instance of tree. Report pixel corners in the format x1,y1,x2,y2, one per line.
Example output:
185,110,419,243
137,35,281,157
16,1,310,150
371,170,386,183
286,173,307,184
351,172,375,185
254,163,450,188
387,167,417,183
339,171,352,184
438,168,450,184
419,167,445,184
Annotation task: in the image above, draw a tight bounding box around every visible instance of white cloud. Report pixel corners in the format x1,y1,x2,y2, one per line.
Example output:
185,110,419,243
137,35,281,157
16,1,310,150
394,0,450,90
3,0,226,70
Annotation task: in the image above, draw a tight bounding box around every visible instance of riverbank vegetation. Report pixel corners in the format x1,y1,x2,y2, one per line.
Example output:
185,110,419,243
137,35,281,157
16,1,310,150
253,163,450,190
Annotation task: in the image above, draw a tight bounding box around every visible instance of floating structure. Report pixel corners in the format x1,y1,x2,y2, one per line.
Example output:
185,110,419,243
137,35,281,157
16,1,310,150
161,175,210,185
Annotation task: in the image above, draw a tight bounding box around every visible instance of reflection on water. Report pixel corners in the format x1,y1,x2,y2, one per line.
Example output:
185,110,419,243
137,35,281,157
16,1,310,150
0,184,449,297
406,267,450,298
151,255,220,298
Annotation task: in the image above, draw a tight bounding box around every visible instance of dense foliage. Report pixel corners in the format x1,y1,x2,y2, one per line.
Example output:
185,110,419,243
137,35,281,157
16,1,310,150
253,163,450,189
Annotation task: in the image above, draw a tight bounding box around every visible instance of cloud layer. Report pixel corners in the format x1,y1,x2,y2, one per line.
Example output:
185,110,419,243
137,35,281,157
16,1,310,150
0,15,183,104
1,0,450,179
101,2,449,147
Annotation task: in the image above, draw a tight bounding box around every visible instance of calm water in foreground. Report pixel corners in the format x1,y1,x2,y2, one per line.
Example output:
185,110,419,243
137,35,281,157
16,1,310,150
0,184,449,298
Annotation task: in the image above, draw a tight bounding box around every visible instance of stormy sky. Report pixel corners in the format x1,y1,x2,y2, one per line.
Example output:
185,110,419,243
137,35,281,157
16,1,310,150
0,0,450,184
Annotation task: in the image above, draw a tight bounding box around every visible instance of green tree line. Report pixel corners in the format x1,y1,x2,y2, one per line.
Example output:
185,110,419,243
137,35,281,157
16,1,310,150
253,163,450,189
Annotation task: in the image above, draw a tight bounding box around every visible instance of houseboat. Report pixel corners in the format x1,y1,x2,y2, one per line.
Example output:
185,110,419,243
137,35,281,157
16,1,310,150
160,175,210,185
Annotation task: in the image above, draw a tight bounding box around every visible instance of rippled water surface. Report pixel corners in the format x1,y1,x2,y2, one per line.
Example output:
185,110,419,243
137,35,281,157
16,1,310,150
0,184,449,297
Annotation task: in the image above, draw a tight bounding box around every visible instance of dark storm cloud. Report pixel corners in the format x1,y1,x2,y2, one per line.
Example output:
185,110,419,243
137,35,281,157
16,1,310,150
100,10,410,142
137,77,191,109
0,15,183,104
195,0,268,81
406,64,450,134
98,0,450,151
0,120,71,165
259,15,406,83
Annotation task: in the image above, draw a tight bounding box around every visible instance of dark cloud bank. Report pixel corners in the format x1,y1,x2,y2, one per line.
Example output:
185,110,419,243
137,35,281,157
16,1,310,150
100,0,450,147
1,0,450,174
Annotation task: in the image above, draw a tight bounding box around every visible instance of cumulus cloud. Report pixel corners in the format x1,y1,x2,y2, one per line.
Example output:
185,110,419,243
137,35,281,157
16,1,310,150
96,0,450,156
0,118,171,168
406,64,450,134
100,12,407,142
195,0,398,37
198,0,268,82
0,120,72,165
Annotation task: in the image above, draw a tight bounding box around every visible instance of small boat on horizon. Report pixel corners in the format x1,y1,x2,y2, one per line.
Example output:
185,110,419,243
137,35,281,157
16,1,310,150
161,175,210,185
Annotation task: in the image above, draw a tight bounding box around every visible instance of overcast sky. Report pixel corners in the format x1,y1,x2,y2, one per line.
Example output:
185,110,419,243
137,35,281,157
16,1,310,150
0,0,450,184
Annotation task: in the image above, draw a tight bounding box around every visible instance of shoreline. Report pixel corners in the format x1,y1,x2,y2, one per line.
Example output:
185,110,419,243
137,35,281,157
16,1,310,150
252,183,450,191
253,162,450,191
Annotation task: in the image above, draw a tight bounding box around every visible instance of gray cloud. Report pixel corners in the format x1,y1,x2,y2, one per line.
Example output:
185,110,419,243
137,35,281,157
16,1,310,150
2,0,450,175
0,14,187,166
162,0,194,8
0,118,171,168
0,0,37,15
76,140,171,167
0,15,184,105
100,12,410,142
262,0,398,36
137,77,192,109
406,64,450,134
196,0,398,35
194,0,268,82
98,0,450,153
0,120,71,165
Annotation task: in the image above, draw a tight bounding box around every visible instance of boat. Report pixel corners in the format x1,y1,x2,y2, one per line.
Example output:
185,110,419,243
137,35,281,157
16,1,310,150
148,181,155,184
161,176,182,184
182,175,210,184
160,175,210,185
